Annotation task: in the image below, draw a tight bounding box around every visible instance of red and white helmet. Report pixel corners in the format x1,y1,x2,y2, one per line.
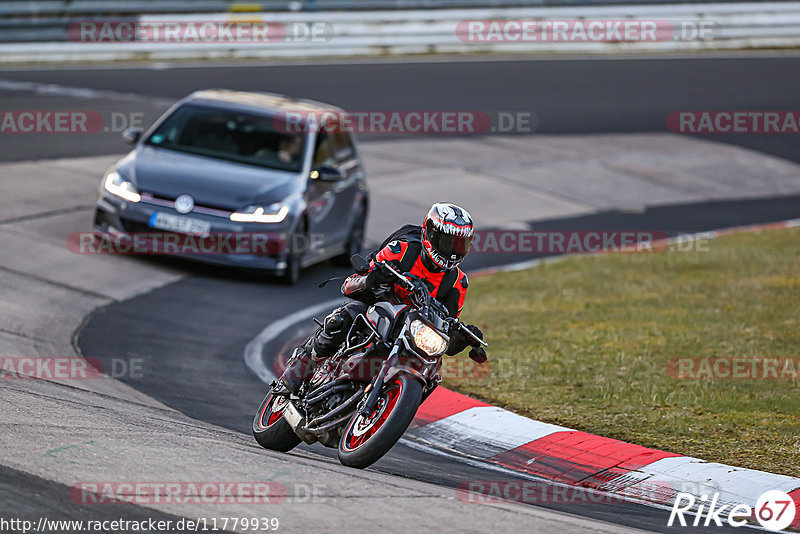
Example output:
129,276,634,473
421,202,474,270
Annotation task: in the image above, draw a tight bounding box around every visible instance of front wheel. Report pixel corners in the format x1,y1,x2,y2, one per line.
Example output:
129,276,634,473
253,391,301,452
337,374,422,469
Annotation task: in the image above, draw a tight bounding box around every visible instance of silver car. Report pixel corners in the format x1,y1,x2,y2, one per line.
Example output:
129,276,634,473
93,89,369,283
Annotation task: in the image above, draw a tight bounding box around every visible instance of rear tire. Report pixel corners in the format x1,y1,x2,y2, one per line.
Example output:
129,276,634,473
337,374,422,469
253,391,301,452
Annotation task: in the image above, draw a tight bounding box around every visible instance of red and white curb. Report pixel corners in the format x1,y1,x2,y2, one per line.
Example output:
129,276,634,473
244,217,800,528
409,387,800,529
434,218,800,527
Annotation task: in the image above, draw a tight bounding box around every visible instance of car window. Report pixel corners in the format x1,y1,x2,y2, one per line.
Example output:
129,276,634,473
331,131,355,163
144,104,305,172
313,130,336,168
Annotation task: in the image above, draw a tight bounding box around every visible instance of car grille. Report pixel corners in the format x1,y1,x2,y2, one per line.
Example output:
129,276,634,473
140,192,232,218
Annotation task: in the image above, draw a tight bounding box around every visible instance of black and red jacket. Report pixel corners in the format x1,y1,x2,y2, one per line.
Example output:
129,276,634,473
342,235,468,318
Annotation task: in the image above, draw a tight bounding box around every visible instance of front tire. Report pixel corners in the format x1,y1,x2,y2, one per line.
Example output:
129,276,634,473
337,374,422,469
253,391,301,452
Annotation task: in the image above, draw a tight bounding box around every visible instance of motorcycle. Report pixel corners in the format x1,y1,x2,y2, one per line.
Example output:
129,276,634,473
252,254,487,468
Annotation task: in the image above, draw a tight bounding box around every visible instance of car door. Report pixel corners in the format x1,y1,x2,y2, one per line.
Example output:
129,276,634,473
327,129,362,241
305,128,354,254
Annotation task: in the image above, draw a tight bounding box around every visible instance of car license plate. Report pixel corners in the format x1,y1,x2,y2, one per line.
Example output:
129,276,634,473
149,212,210,236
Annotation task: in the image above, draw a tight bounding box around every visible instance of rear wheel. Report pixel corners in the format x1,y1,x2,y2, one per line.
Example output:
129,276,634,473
337,374,422,469
253,391,301,452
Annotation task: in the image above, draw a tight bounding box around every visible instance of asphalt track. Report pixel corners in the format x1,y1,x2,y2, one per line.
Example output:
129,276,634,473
77,193,800,534
5,55,800,532
1,54,800,162
0,465,207,534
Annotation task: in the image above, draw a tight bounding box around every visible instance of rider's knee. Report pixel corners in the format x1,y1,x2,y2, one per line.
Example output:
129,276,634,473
323,309,349,335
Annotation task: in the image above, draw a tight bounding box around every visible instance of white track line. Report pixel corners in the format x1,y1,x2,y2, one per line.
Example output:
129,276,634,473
244,297,343,383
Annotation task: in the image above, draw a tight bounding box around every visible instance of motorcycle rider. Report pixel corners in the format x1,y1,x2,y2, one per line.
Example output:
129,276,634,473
280,202,487,393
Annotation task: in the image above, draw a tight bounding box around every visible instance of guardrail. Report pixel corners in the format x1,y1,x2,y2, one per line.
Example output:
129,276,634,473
1,2,798,63
2,0,787,18
2,0,797,43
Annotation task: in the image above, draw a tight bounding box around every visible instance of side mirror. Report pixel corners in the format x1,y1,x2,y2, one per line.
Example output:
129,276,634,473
350,254,370,275
122,128,143,145
312,165,343,181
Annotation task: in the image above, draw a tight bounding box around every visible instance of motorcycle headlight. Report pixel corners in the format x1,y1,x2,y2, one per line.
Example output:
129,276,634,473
230,202,289,223
410,320,447,357
103,171,141,203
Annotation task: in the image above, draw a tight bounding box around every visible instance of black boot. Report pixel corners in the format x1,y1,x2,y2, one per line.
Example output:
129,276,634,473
311,309,349,360
280,308,352,393
279,347,314,394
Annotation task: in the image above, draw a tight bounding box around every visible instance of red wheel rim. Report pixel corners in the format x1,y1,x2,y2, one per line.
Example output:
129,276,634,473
342,379,403,452
257,393,288,429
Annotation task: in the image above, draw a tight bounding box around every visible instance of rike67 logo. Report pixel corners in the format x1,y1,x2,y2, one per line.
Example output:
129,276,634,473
668,490,796,531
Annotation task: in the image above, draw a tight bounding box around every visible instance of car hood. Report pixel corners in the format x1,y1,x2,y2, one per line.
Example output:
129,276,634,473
121,146,300,210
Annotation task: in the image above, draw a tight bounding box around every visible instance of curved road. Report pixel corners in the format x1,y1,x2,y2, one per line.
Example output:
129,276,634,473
77,194,800,533
3,54,799,532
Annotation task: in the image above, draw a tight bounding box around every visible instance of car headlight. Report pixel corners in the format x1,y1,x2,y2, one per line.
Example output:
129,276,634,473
103,171,141,203
410,320,448,357
230,203,289,223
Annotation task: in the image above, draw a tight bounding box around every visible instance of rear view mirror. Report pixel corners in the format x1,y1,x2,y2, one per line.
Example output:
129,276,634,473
122,128,143,145
350,254,370,275
312,165,344,181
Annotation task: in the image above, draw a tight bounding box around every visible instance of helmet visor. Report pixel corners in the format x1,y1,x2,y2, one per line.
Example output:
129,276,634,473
426,220,473,263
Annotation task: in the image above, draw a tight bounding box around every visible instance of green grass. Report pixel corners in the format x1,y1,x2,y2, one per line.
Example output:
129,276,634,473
448,226,800,477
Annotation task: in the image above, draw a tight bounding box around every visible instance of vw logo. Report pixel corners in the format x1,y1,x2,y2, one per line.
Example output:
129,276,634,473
174,194,194,214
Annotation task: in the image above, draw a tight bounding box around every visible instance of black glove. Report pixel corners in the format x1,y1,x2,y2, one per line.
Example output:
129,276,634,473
469,346,487,364
365,266,393,290
447,324,484,355
464,324,484,347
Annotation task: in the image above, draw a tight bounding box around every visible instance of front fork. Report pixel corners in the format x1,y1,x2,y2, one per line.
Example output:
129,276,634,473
358,323,407,416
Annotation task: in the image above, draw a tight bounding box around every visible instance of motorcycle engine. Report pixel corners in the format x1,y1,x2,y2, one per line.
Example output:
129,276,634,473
308,358,336,390
324,392,346,412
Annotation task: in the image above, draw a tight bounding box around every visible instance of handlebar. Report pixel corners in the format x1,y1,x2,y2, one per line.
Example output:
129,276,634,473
379,261,415,291
452,321,489,347
375,260,488,348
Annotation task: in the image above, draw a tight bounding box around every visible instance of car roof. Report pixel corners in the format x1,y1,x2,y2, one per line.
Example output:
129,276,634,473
186,89,344,115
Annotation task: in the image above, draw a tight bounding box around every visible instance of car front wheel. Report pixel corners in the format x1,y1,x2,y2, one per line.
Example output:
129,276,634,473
279,218,306,285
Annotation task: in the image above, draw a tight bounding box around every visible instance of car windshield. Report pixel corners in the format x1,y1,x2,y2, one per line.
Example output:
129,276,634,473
144,103,305,172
